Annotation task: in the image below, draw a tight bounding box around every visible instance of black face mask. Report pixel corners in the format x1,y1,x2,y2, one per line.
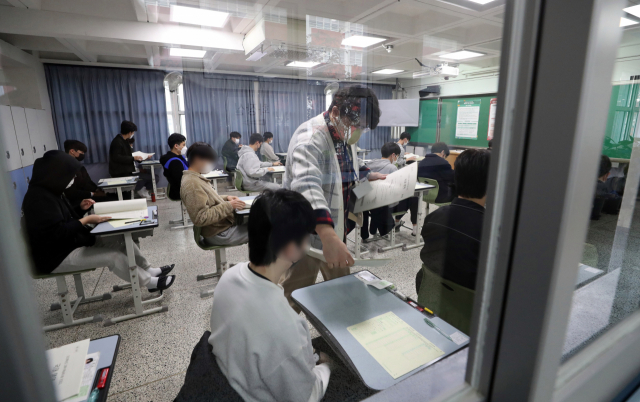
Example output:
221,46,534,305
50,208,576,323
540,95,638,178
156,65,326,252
75,153,85,162
127,137,135,145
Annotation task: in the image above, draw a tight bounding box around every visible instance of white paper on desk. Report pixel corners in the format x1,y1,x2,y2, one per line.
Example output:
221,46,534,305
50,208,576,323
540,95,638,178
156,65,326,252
93,199,148,220
353,162,418,213
307,247,391,267
98,176,136,185
46,339,91,401
270,166,285,172
64,352,100,402
132,151,154,159
202,170,226,178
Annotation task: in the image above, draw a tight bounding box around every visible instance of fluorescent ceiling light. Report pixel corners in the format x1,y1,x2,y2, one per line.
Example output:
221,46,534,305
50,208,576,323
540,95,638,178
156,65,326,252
467,0,495,4
286,61,321,68
620,17,638,27
440,50,484,60
169,48,207,58
170,5,230,28
624,5,640,18
246,51,267,61
342,35,386,48
372,69,404,75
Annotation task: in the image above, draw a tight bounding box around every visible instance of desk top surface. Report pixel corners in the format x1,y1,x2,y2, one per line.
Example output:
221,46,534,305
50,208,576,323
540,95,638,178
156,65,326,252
139,159,161,165
97,177,138,189
576,264,604,287
91,206,158,235
203,171,229,179
275,152,287,156
269,166,285,173
235,195,257,215
292,271,469,390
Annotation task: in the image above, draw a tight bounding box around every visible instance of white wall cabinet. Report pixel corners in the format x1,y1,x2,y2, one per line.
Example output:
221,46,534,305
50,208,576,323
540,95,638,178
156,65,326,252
10,106,35,167
37,109,58,154
0,105,22,172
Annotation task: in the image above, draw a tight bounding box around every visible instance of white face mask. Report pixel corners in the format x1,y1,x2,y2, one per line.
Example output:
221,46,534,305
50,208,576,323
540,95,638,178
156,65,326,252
180,146,188,156
234,138,240,144
66,178,75,189
200,162,214,174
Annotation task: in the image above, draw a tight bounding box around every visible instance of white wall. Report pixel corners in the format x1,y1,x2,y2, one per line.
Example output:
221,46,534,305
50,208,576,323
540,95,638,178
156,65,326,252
0,39,51,111
400,73,499,99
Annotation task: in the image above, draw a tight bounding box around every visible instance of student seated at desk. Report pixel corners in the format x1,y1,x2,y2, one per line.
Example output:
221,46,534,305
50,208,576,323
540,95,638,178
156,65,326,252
260,132,280,163
209,189,334,402
181,142,248,246
418,149,490,295
397,132,417,166
221,132,242,172
63,140,115,205
237,133,282,192
22,150,176,291
362,142,400,241
159,133,188,200
591,154,622,220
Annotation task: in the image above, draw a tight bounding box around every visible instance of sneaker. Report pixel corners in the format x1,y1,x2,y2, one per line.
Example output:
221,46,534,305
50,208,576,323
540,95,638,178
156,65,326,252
412,226,418,237
394,220,404,233
148,275,176,293
136,188,150,199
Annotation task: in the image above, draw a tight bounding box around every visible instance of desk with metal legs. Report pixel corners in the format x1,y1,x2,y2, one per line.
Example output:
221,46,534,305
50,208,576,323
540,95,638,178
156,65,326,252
403,182,435,251
97,177,138,201
139,160,165,200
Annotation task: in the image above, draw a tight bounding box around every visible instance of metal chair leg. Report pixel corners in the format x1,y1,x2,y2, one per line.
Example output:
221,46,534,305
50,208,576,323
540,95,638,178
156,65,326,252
50,273,111,311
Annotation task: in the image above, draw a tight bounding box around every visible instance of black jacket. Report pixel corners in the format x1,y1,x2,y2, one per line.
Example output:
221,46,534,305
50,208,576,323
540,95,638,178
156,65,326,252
160,151,188,200
221,139,240,170
109,134,135,177
64,165,98,205
22,151,95,275
417,154,455,203
420,198,484,290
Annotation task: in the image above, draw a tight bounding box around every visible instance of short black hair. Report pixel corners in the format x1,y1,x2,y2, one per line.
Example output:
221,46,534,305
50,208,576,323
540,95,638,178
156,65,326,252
381,142,401,158
328,86,380,130
186,142,216,164
121,120,137,135
248,190,316,266
64,140,87,153
455,149,491,199
598,154,612,178
249,133,264,145
264,132,274,140
400,132,411,141
229,132,241,139
168,133,186,149
487,139,493,149
431,142,450,157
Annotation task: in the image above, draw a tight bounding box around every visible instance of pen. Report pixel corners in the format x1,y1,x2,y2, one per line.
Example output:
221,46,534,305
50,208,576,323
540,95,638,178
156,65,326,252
407,297,435,315
124,219,146,224
424,318,453,342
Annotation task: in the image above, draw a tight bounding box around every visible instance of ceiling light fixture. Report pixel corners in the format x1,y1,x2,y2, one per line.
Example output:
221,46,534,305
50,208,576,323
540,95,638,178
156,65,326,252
246,51,267,61
620,17,639,27
439,50,484,60
342,35,386,48
372,69,404,75
170,5,230,28
624,5,640,18
286,61,321,68
467,0,496,4
169,48,207,58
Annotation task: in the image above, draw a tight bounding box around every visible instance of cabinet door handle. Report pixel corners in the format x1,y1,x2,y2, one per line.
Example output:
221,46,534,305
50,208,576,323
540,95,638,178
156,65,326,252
43,145,46,151
13,182,17,190
33,146,36,153
5,151,9,159
21,148,24,156
26,176,30,184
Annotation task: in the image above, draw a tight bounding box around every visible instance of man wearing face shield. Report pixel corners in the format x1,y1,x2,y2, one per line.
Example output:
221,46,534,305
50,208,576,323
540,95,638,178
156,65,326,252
280,86,387,311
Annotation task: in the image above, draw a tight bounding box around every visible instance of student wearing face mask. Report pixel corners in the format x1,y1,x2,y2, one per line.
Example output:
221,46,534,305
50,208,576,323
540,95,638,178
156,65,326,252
397,132,417,166
209,189,334,402
260,132,280,163
221,132,242,173
63,140,113,205
236,133,282,192
22,150,176,292
280,86,387,311
159,133,188,200
181,142,248,247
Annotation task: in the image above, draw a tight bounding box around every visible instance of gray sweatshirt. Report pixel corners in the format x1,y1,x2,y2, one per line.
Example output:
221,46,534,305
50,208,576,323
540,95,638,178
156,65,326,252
366,158,398,175
237,146,273,188
260,141,280,163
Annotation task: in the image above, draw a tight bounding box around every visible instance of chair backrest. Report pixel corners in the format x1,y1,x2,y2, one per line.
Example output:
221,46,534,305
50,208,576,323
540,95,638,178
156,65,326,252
261,154,268,162
166,182,180,202
234,170,244,192
222,156,228,171
419,177,440,204
417,264,475,334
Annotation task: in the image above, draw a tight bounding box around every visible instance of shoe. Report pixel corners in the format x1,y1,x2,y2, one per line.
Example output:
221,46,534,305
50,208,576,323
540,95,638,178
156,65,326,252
159,264,175,277
136,188,150,199
148,275,176,293
412,226,418,237
394,220,404,233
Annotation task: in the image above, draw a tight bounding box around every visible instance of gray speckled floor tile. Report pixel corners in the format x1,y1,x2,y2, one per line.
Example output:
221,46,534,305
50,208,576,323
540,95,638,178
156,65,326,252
106,372,185,402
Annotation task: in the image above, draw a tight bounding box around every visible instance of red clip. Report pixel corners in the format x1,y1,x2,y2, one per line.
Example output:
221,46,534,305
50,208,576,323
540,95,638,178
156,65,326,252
97,368,109,389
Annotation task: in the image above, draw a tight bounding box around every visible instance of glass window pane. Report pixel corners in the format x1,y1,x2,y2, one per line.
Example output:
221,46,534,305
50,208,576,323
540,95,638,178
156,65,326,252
178,84,185,112
167,113,173,135
180,114,186,137
164,84,172,112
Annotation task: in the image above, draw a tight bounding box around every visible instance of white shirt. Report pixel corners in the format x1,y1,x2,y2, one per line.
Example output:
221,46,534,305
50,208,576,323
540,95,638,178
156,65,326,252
209,263,331,402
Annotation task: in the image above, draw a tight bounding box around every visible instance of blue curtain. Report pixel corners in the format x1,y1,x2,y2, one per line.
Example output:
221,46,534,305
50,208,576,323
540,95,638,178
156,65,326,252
183,72,256,156
258,77,326,153
44,64,169,164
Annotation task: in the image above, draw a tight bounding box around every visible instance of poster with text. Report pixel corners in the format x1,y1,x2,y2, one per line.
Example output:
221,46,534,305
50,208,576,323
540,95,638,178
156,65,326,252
455,99,481,139
487,98,497,140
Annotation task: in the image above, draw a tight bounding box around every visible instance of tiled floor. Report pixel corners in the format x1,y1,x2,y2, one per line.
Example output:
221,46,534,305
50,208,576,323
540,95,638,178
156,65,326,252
37,189,428,401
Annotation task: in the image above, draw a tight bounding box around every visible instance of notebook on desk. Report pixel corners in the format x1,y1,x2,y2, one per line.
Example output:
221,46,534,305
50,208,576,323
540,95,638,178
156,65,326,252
98,177,136,185
270,166,285,173
93,199,148,220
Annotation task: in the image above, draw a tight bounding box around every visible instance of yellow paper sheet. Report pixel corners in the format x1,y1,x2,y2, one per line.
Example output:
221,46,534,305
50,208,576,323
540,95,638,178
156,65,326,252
347,311,444,379
107,219,136,228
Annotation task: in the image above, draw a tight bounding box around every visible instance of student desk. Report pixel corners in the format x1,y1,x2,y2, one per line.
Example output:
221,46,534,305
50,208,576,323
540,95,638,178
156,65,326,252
97,177,138,201
267,165,285,183
91,206,168,326
202,170,229,192
402,182,436,251
234,195,257,225
292,271,469,390
139,159,165,200
87,335,120,402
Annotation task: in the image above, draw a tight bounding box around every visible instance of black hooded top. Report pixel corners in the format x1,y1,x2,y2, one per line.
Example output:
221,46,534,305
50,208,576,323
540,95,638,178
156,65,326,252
22,150,96,274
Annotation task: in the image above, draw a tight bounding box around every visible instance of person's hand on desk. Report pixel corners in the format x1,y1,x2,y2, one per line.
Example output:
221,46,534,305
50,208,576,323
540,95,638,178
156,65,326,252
229,199,246,210
80,215,111,225
267,167,275,172
316,224,354,269
407,156,417,162
368,172,387,181
273,161,282,166
134,155,144,161
80,199,96,210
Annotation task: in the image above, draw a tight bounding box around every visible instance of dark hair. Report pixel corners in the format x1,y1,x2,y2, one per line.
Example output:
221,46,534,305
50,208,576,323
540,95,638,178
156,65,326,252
455,149,491,199
264,132,274,140
64,140,87,153
168,133,186,149
120,120,137,135
431,142,450,157
598,154,612,178
249,133,264,145
248,190,316,266
487,139,493,149
186,142,216,164
400,132,411,141
328,86,380,130
229,132,241,139
381,142,401,158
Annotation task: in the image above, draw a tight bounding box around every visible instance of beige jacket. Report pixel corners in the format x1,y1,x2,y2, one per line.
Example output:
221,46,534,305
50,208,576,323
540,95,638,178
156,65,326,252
180,170,235,238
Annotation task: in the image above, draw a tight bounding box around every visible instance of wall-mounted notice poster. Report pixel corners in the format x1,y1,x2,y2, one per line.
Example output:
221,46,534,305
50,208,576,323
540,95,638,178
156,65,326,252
488,98,497,140
455,99,481,139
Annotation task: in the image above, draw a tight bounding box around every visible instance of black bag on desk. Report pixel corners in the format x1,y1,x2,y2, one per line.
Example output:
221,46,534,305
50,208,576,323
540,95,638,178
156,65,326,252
174,331,243,402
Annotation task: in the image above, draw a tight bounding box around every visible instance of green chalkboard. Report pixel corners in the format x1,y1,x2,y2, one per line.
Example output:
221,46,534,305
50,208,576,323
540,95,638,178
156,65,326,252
406,99,438,144
602,83,637,160
439,95,497,148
